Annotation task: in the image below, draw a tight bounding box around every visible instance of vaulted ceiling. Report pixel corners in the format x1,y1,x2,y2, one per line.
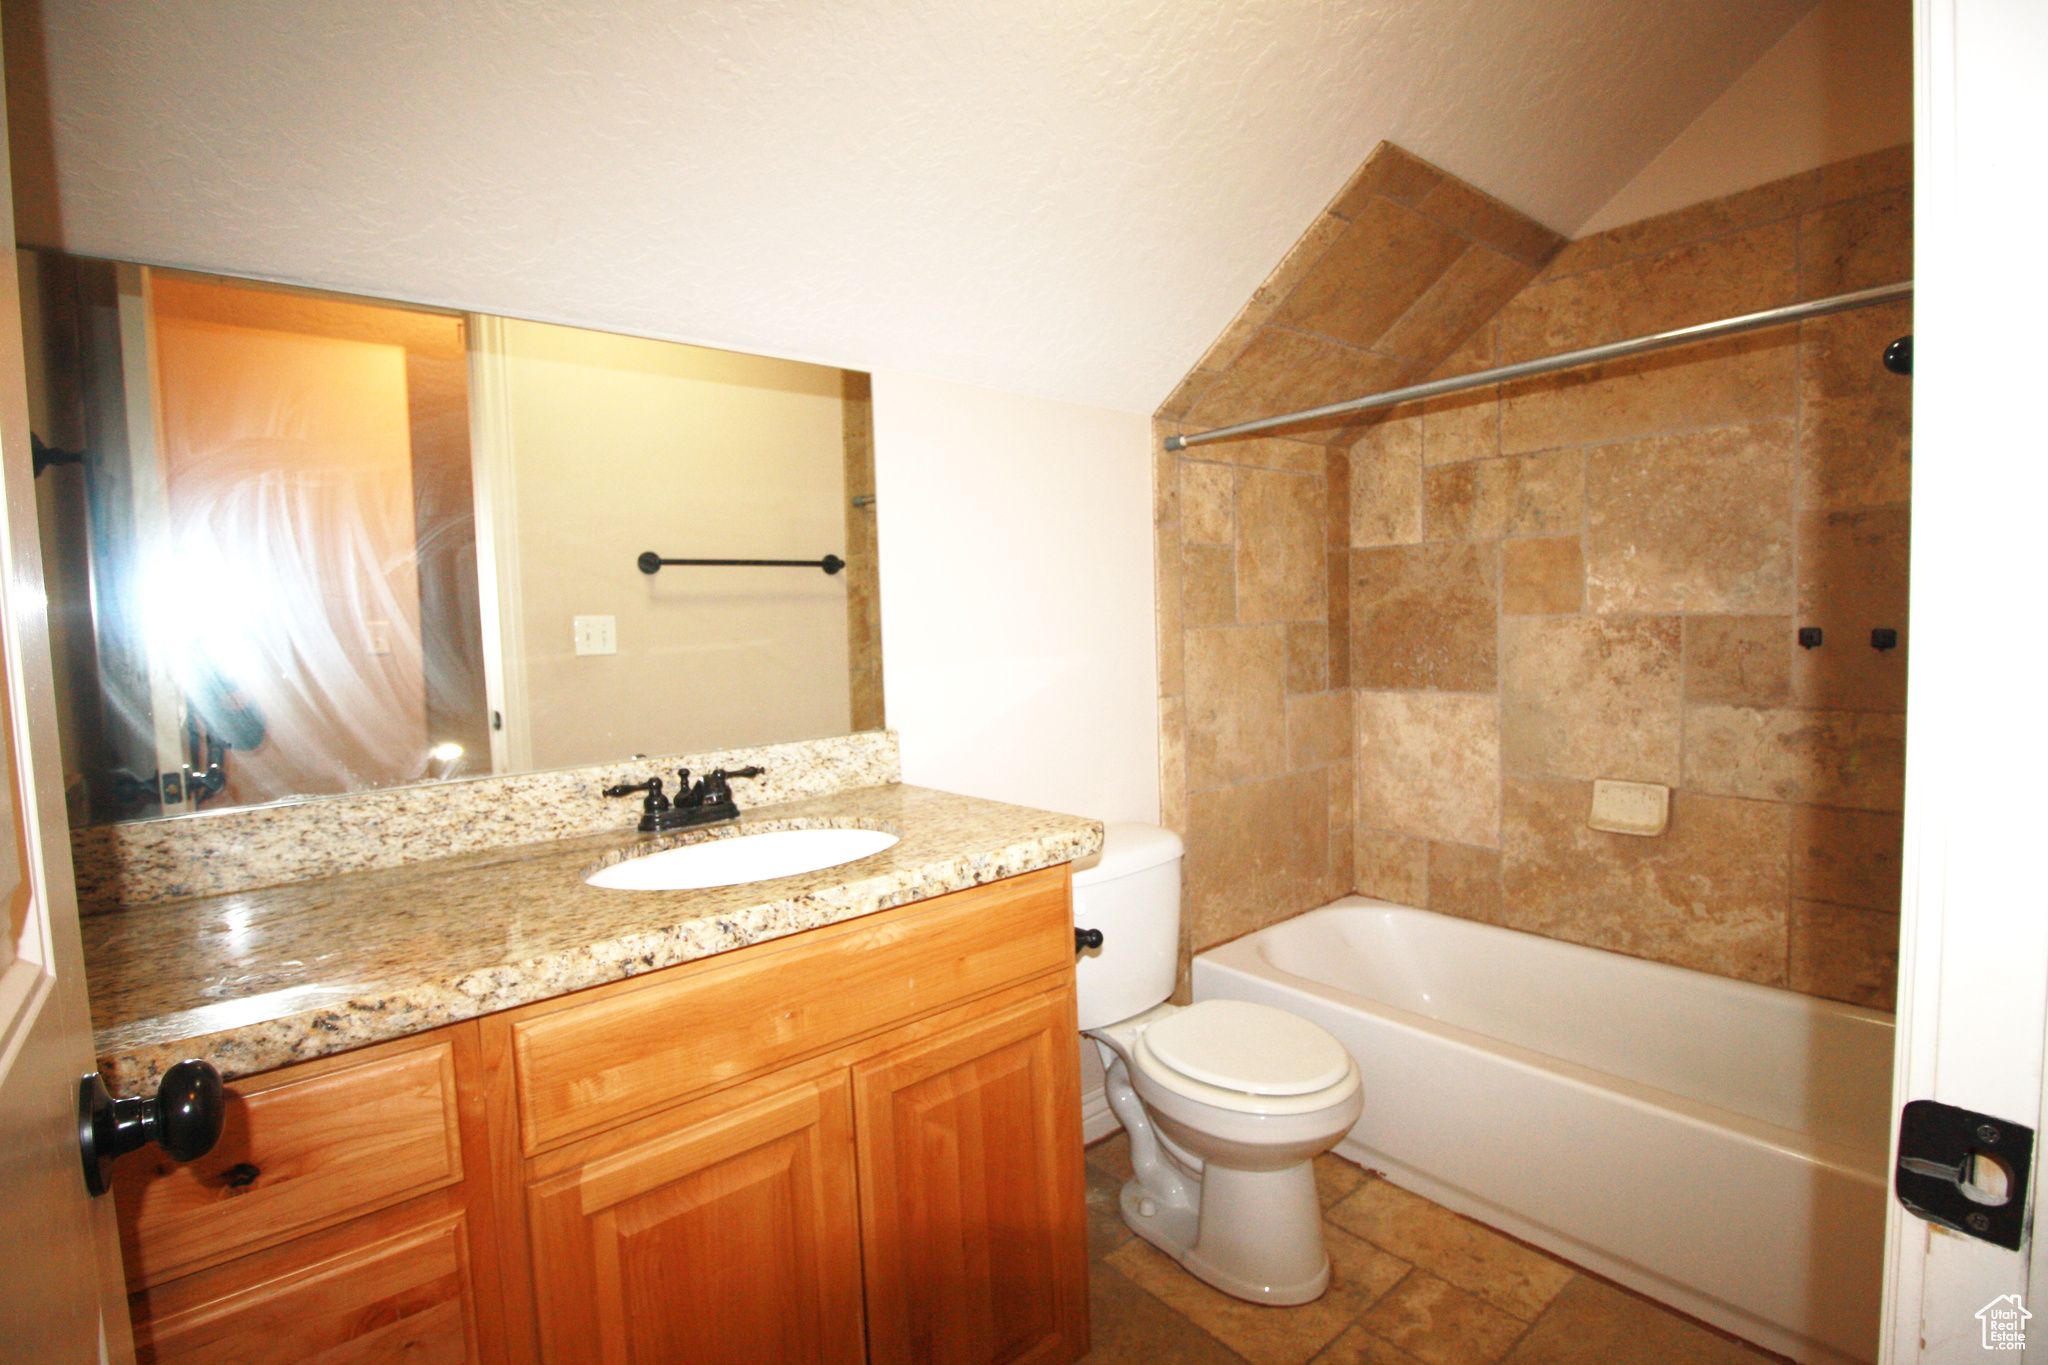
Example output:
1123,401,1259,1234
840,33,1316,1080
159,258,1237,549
11,0,1814,412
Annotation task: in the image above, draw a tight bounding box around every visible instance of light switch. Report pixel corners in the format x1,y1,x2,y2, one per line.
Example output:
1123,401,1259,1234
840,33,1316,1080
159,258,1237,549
573,615,617,656
366,620,392,656
1588,779,1669,837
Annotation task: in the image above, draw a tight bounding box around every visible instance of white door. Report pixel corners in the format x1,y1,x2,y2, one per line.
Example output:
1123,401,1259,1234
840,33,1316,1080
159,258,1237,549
0,145,134,1365
1882,1,2048,1359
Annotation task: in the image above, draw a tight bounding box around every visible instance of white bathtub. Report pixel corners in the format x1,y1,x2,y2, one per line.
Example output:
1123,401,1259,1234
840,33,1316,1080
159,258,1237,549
1194,898,1892,1365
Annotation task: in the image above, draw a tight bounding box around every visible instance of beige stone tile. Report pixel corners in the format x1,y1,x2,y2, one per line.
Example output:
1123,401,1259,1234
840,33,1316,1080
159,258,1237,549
1353,415,1425,547
1497,221,1797,363
1186,625,1287,790
1357,1272,1529,1365
1424,453,1581,542
1792,805,1904,913
1421,389,1499,466
1277,197,1473,349
1356,692,1501,848
1789,900,1900,1009
1329,551,1353,690
1317,1152,1369,1209
1289,621,1331,695
1427,843,1502,924
1183,543,1236,628
1378,247,1536,367
1583,421,1795,614
1351,543,1498,692
1500,779,1791,984
1792,505,1910,712
1238,467,1330,624
1185,768,1332,952
1289,691,1354,770
1190,434,1331,475
1499,333,1799,456
1797,300,1912,510
1799,187,1912,298
1500,1273,1778,1365
1181,461,1236,543
1106,1226,1409,1365
1819,143,1913,203
1357,826,1431,904
1684,705,1906,811
1418,177,1565,268
1331,142,1448,219
1311,1324,1433,1365
1325,448,1354,549
1683,616,1792,707
1331,1180,1571,1321
1326,761,1357,903
1541,167,1826,281
1083,1251,1247,1365
1499,616,1683,785
1157,368,1221,423
1186,328,1409,442
1156,513,1184,697
1159,694,1187,836
1500,538,1583,616
1194,303,1275,381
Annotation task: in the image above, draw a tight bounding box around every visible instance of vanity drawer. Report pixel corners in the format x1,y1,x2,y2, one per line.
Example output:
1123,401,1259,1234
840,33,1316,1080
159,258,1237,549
511,864,1072,1152
116,1037,466,1287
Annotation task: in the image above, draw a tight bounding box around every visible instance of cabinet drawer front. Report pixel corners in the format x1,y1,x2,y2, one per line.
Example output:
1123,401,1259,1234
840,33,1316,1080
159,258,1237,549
134,1210,476,1365
117,1041,465,1286
512,865,1070,1153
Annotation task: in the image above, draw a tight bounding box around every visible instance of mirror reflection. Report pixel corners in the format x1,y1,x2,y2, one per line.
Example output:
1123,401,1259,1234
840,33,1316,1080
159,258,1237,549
20,253,882,826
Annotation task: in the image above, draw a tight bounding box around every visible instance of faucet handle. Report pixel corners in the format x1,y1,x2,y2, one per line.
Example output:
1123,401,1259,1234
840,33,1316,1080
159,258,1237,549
602,777,671,832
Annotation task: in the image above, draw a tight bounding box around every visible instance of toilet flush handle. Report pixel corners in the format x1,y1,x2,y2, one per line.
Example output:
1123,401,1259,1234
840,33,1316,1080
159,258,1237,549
1075,928,1104,955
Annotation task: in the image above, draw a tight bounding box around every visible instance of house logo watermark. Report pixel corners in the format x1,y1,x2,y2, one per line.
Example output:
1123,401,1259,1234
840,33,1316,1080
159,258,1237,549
1979,1294,2030,1351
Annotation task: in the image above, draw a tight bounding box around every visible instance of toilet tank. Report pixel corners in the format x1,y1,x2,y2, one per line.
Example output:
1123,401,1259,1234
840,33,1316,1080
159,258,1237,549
1072,823,1183,1031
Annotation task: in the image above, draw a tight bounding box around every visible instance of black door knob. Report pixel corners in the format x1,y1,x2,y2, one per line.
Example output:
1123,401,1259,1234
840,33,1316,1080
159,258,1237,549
1075,927,1104,954
79,1059,226,1197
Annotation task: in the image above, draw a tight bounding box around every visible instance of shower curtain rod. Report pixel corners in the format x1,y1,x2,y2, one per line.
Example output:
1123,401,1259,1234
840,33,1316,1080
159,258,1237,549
1162,280,1913,451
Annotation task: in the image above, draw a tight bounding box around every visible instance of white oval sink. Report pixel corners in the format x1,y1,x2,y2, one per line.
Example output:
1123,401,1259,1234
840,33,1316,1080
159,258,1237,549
586,827,899,891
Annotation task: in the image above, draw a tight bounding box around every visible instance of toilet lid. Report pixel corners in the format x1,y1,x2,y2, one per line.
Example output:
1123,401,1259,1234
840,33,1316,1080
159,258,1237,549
1140,1000,1352,1096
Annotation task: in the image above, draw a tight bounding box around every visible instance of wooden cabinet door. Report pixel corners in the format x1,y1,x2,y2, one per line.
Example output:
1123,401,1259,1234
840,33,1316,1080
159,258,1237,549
853,989,1087,1365
526,1071,864,1365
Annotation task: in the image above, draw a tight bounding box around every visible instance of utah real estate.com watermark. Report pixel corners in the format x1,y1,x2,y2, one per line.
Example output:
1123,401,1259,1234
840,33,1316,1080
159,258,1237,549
1979,1294,2031,1351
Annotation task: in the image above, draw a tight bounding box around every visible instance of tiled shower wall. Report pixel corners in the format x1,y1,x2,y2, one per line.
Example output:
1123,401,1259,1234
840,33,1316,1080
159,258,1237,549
1157,143,1911,1010
1349,146,1911,1009
1154,145,1564,992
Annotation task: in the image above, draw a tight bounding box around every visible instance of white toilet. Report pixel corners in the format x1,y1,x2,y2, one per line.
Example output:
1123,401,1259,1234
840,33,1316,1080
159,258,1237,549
1075,823,1363,1305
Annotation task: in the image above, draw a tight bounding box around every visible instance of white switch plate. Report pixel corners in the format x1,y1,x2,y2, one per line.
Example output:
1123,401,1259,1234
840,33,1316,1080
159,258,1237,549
1588,779,1669,836
366,620,392,656
573,615,617,656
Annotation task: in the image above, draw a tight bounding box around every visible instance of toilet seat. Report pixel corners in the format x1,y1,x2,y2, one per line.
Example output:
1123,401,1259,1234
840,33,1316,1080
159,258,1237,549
1143,1000,1352,1095
1127,1001,1360,1117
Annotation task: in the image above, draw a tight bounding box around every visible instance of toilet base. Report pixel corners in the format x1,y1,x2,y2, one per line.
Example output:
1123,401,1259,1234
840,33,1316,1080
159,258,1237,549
1118,1159,1332,1306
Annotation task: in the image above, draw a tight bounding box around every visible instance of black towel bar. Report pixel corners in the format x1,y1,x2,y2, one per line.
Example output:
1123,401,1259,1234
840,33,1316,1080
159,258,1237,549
638,551,845,575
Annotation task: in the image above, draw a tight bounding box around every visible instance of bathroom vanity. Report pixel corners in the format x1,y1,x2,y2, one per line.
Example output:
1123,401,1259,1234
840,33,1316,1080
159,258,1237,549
84,777,1100,1365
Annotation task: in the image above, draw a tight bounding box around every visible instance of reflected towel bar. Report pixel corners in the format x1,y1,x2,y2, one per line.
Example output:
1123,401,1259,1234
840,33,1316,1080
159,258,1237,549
638,551,845,575
1163,280,1912,452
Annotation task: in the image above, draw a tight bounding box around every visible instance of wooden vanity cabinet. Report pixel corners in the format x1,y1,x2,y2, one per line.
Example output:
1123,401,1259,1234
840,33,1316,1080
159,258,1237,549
116,864,1088,1365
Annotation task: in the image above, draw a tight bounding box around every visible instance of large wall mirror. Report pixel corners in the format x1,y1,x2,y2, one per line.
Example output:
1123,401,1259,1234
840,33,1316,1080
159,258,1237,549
19,251,884,827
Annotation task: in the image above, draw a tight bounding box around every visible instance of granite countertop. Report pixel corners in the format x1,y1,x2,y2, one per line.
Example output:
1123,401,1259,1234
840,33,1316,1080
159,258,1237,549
84,783,1103,1096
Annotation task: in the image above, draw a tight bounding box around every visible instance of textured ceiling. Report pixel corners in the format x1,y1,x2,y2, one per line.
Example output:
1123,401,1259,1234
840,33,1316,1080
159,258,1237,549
16,1,1812,413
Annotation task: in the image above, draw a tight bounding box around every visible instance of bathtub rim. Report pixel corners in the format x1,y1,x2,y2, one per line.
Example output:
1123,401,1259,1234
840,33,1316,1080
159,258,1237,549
1194,902,1891,1186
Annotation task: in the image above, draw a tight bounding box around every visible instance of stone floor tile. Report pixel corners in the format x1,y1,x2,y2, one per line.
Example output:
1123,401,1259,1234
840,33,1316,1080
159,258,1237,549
1088,1131,1135,1183
1311,1323,1434,1365
1356,1272,1530,1365
1329,1179,1573,1321
1106,1225,1409,1365
1087,1164,1137,1262
1499,1277,1780,1365
1316,1153,1369,1209
1081,1256,1250,1365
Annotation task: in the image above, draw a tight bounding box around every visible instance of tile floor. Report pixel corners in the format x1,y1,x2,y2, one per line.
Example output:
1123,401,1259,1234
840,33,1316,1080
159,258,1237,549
1078,1133,1790,1365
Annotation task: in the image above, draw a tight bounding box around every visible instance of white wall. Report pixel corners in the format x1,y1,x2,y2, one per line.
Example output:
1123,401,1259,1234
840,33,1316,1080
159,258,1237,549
872,373,1157,825
1577,0,1912,235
